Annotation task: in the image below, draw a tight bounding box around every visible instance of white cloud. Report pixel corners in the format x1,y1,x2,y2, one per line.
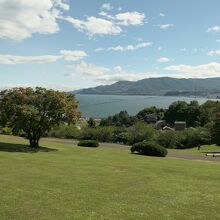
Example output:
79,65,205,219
62,10,146,37
60,50,88,61
158,46,163,51
94,48,104,52
66,62,160,83
216,39,220,43
0,49,88,64
180,48,187,52
207,26,220,33
164,62,220,78
157,57,171,63
0,0,69,41
207,50,220,56
54,0,69,10
99,11,108,16
96,67,162,83
101,3,113,11
137,37,143,42
159,13,165,17
97,73,151,83
159,24,174,30
62,16,122,36
115,12,145,26
0,54,61,64
67,60,220,84
118,7,122,11
67,61,110,76
107,42,152,52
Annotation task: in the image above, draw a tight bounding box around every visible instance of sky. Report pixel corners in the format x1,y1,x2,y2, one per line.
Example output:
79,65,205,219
1,0,220,91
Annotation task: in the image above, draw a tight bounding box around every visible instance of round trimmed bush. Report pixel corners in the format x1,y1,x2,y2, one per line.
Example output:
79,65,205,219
131,141,167,157
78,140,99,147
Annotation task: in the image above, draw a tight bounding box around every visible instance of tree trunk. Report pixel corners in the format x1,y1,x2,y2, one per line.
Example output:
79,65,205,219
29,138,40,148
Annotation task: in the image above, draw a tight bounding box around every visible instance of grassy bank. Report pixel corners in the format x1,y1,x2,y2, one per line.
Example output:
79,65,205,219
0,135,219,220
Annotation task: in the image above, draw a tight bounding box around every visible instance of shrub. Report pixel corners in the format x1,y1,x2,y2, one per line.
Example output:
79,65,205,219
130,145,136,153
158,130,177,148
79,126,123,143
175,127,211,149
1,127,13,135
49,125,80,139
124,122,158,145
94,126,118,142
78,140,99,147
131,141,167,157
211,113,220,146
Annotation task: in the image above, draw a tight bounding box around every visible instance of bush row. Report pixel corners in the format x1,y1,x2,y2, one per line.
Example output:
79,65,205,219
48,123,212,149
158,127,211,149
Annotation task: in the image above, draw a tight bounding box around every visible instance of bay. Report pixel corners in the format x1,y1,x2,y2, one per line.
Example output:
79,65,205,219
76,94,214,118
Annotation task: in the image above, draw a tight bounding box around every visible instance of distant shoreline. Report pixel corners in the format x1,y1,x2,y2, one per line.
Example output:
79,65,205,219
76,93,218,100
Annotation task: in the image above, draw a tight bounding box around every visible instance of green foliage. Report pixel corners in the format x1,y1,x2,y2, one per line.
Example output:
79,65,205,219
158,127,211,149
175,127,211,149
88,117,96,128
123,122,158,145
163,100,220,128
199,101,220,126
164,101,201,127
49,125,80,139
136,106,164,122
100,111,136,127
211,113,220,146
0,87,80,147
79,126,122,142
0,127,13,135
78,140,99,147
131,141,168,157
79,122,158,145
158,131,177,148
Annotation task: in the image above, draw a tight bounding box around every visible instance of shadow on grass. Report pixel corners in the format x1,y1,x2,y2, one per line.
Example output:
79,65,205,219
202,151,220,154
130,152,166,157
0,142,57,153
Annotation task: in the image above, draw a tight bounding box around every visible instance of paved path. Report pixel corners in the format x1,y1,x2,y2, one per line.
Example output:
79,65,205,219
168,150,220,163
43,137,220,163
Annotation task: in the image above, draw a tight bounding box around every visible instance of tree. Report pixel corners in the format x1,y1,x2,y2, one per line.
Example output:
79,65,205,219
187,101,201,127
100,111,136,127
211,112,220,146
199,101,220,126
164,101,201,127
88,117,96,128
136,106,164,122
164,101,188,125
0,87,80,148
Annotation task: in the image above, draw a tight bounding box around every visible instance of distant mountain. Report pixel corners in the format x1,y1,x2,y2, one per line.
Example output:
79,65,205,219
74,77,220,97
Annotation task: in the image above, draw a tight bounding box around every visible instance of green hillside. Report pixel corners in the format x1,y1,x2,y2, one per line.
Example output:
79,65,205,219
76,77,220,96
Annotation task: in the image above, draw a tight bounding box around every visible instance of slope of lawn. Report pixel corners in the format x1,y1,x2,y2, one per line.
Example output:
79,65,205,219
170,144,220,155
182,144,220,154
0,135,220,220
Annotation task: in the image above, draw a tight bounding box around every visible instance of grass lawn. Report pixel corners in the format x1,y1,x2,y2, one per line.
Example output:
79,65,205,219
0,135,220,220
170,144,220,155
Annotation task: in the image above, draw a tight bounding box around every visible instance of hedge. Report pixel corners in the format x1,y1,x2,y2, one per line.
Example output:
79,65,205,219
78,140,99,147
131,141,167,157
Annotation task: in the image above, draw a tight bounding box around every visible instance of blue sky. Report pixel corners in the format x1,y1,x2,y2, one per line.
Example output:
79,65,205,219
1,0,220,91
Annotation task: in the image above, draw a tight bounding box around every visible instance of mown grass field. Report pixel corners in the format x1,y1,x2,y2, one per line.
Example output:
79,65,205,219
0,135,220,220
170,144,220,155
